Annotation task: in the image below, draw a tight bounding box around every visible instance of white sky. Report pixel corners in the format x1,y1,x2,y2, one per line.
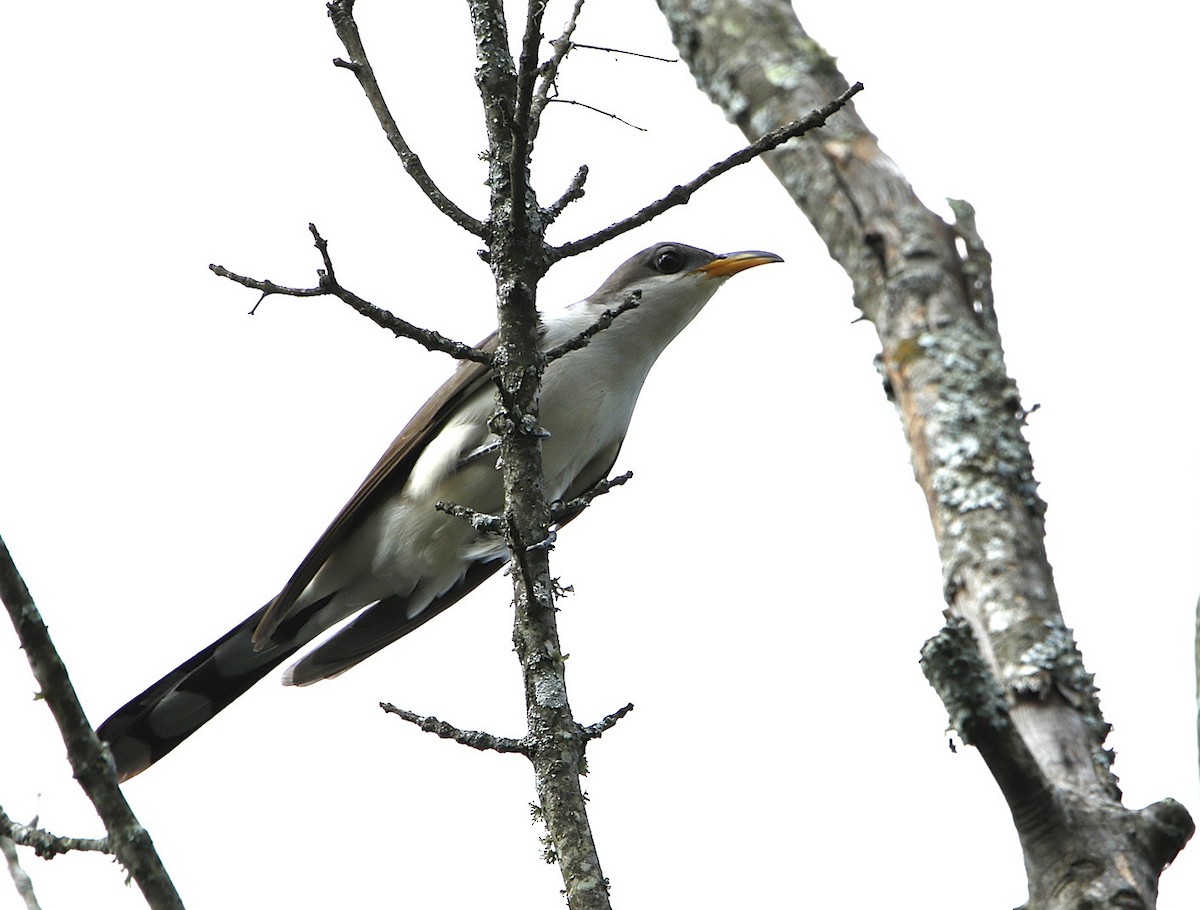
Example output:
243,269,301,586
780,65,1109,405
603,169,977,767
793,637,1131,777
2,1,1198,908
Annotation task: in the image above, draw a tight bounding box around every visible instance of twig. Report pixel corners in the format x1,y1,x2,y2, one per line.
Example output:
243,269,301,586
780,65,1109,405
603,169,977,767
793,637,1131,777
210,225,493,365
509,1,549,241
0,535,183,910
0,807,110,859
380,703,528,754
543,165,589,225
569,42,677,63
326,1,486,238
434,500,504,535
547,96,647,131
552,82,864,261
532,0,587,122
543,291,641,364
582,704,634,741
551,472,634,524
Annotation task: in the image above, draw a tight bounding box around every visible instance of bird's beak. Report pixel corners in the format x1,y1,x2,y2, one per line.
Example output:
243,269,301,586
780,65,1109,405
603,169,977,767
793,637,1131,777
693,250,784,279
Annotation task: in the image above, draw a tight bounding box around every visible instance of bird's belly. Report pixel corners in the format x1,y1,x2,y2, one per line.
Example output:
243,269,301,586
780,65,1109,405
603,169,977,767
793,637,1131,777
302,352,644,617
539,367,640,499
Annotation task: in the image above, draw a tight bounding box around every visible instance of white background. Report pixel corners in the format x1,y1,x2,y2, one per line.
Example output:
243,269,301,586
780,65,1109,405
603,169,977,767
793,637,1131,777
2,2,1198,907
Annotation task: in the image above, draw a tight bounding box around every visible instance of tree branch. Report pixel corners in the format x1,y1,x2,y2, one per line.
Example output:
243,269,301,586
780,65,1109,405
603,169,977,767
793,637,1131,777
0,806,110,859
550,82,862,262
210,224,493,365
0,535,183,910
654,0,1193,905
550,471,634,524
379,703,528,754
466,2,611,907
325,0,486,237
542,164,589,225
543,291,641,364
531,0,587,124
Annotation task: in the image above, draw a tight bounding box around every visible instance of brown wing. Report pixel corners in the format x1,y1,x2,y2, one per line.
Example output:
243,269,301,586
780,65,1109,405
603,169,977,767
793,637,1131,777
283,437,627,683
253,336,497,647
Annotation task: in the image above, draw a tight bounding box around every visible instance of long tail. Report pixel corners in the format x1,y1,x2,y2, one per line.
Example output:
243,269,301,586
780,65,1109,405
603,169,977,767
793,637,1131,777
96,606,297,781
98,560,504,781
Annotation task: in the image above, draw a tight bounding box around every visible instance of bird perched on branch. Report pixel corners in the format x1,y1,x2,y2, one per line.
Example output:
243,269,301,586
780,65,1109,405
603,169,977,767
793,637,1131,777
98,242,782,780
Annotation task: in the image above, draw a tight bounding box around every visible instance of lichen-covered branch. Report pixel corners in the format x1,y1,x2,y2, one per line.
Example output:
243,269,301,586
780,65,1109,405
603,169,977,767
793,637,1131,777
464,1,612,907
0,806,110,859
654,0,1192,905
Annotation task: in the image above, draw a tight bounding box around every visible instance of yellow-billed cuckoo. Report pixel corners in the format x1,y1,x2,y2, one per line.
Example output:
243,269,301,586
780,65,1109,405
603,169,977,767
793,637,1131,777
98,242,782,779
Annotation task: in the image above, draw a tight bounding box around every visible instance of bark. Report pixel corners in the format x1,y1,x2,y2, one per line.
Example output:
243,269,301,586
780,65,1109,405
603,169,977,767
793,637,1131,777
0,536,183,910
465,3,610,907
655,1,1193,906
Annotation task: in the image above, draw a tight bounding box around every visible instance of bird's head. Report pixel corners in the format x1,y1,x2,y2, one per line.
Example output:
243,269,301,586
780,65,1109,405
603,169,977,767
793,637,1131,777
583,242,783,352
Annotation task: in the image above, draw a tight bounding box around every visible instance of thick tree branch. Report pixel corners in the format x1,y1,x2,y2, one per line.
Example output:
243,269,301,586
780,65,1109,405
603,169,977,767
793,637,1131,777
465,2,611,907
0,535,183,910
655,0,1192,906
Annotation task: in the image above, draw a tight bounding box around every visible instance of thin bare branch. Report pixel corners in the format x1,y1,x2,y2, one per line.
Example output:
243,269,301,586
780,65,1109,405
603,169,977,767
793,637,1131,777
543,291,641,364
569,42,677,63
379,703,528,754
0,535,183,910
547,96,647,131
543,165,589,225
509,1,549,241
210,225,493,365
532,0,587,122
542,163,588,223
326,0,486,238
552,82,863,261
550,472,634,526
434,500,504,535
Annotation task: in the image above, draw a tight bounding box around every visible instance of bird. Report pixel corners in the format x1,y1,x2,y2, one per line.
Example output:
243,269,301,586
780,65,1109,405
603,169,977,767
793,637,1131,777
97,241,782,780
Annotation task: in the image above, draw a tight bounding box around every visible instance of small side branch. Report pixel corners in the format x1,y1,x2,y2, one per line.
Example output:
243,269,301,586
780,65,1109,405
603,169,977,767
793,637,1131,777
0,807,110,859
532,0,586,123
920,618,1050,814
326,1,486,238
544,291,641,364
546,97,648,132
380,703,528,755
435,500,505,535
948,199,998,336
210,225,492,365
922,618,1195,894
552,82,863,261
582,704,634,741
542,165,589,225
551,472,634,525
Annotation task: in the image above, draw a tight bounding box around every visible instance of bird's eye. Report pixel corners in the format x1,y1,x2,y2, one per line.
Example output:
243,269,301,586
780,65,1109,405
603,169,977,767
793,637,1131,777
654,248,685,274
